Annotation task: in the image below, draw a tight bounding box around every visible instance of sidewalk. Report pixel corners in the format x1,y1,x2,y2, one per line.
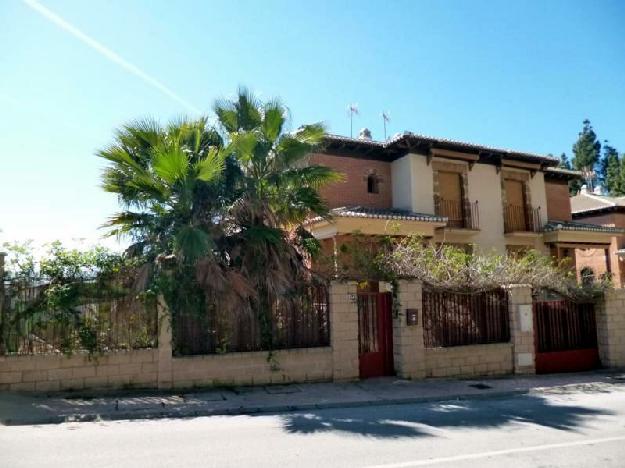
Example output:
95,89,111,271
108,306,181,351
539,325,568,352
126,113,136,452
2,370,624,426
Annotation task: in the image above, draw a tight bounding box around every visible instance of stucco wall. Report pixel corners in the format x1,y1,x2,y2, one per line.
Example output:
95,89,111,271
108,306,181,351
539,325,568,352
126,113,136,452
528,172,548,229
424,343,513,378
391,155,413,210
466,164,506,254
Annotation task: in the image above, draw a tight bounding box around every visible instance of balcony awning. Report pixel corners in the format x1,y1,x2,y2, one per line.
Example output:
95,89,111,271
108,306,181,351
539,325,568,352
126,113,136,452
542,220,623,246
306,206,448,239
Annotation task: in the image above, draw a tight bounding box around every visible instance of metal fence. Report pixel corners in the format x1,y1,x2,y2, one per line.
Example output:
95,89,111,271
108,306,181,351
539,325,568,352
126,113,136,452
173,283,330,355
438,199,480,230
503,205,542,233
534,299,597,353
422,288,510,348
0,282,158,355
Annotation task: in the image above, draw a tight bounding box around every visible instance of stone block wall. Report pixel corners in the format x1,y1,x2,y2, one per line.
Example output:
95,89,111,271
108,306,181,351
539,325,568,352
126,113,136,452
424,343,513,378
0,349,158,392
507,285,536,374
597,289,625,368
393,280,425,379
329,281,359,381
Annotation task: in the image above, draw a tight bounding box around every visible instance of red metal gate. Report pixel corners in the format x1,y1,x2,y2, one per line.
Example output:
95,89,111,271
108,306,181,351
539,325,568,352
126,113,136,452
357,291,394,378
533,299,599,374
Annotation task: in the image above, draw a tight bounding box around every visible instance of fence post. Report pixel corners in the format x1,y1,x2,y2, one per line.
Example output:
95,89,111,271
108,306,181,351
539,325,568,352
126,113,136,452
596,289,625,368
0,252,6,355
506,284,535,374
156,295,173,389
393,280,426,379
329,280,359,381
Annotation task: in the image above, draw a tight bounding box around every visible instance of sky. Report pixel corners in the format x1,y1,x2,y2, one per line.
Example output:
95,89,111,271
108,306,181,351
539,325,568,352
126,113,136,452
1,0,624,251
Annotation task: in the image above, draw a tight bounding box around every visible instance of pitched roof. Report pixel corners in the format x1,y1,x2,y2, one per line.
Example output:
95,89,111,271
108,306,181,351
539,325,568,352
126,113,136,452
543,220,625,234
322,132,559,166
544,167,583,181
570,191,625,215
308,206,447,224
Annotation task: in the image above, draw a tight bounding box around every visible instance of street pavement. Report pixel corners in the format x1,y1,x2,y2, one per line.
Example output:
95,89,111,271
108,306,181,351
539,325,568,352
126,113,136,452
2,380,625,467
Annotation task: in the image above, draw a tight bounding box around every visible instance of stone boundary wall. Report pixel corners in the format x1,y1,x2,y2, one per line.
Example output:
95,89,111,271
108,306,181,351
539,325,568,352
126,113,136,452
170,347,332,389
597,289,625,368
0,349,158,392
424,343,513,378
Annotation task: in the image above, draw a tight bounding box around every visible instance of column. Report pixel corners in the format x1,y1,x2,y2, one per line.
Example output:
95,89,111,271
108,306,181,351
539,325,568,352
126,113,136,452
329,281,359,381
393,280,426,379
507,284,536,374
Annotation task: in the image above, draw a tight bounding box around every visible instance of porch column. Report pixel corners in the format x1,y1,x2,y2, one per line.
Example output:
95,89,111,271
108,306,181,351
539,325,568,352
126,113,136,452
393,280,426,379
507,284,536,374
329,281,360,381
596,289,625,368
156,295,174,389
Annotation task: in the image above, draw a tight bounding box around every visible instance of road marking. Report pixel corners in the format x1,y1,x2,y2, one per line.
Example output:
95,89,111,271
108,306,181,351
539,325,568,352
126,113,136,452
364,435,625,468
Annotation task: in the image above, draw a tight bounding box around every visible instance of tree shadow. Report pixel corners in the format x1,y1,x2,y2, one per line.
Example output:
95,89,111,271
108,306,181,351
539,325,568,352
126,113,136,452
280,394,614,439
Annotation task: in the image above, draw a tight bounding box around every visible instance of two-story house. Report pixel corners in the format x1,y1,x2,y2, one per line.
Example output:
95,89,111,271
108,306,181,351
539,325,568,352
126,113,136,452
570,188,625,287
306,130,622,273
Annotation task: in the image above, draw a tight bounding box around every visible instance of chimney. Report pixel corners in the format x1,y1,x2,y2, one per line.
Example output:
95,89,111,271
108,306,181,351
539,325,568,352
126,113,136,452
358,128,372,140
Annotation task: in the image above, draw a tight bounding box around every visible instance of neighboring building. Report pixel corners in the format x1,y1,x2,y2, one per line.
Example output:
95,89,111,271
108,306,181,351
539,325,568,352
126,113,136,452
571,188,625,287
306,130,622,272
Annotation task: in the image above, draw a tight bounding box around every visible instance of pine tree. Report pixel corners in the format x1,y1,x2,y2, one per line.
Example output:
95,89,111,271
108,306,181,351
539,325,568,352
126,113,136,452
572,119,601,190
558,152,572,170
602,143,621,195
618,155,625,196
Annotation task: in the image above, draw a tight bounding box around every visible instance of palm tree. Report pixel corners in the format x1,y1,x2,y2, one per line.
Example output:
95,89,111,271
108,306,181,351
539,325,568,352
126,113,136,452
209,88,340,347
98,117,226,262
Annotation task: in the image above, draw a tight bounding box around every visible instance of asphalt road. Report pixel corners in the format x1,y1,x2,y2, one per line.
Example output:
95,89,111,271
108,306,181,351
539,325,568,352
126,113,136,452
3,386,625,468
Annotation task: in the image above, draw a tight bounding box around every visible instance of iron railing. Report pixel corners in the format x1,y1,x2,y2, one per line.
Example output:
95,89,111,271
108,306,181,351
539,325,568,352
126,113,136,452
173,283,330,355
422,288,510,348
438,199,480,230
0,282,158,355
534,300,597,352
504,205,542,233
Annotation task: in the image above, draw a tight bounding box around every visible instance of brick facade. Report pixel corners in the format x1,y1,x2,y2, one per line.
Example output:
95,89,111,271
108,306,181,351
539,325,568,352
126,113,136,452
545,179,572,221
597,289,625,367
309,153,392,209
425,343,513,378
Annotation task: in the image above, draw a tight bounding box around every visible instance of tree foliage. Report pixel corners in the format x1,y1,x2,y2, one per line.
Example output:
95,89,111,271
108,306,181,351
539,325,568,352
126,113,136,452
98,89,340,348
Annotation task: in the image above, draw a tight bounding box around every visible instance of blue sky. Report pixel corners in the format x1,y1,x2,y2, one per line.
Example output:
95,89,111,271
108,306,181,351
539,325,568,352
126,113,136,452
1,0,624,249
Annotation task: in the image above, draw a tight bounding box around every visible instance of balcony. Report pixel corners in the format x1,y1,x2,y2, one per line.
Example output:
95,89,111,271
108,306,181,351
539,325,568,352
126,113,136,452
504,205,542,233
438,199,480,230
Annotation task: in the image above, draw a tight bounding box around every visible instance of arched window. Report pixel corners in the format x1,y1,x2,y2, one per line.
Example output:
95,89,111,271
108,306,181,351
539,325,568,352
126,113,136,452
367,173,379,194
580,267,595,286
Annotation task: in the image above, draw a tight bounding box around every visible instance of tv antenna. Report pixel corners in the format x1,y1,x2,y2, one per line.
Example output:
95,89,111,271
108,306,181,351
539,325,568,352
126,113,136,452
348,103,359,138
381,111,391,140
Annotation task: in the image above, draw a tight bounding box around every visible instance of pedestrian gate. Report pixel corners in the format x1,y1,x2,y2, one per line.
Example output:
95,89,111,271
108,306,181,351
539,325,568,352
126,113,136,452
533,298,599,374
357,289,394,378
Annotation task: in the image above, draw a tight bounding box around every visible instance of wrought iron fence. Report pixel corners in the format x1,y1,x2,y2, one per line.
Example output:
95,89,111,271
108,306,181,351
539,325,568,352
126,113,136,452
173,283,330,355
504,205,541,233
438,199,480,230
422,288,510,348
534,299,597,353
0,281,158,355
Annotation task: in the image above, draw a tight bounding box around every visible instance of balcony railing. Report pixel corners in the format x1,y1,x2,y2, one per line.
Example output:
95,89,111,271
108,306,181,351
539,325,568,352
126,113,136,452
438,199,480,230
504,205,542,233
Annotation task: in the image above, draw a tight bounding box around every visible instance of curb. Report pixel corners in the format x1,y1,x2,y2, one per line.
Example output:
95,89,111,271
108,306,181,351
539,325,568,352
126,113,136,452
0,388,531,426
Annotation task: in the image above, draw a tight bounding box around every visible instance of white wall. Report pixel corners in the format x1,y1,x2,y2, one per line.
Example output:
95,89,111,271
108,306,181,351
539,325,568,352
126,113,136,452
467,164,506,254
391,153,434,214
411,154,434,214
528,172,548,227
391,155,413,210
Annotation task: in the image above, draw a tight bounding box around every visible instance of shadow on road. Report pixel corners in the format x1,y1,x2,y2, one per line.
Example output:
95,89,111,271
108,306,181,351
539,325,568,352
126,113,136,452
281,394,613,439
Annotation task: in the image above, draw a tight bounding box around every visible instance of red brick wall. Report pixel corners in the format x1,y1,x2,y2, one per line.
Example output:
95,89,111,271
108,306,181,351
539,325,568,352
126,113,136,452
545,180,572,221
573,212,625,287
309,153,392,209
